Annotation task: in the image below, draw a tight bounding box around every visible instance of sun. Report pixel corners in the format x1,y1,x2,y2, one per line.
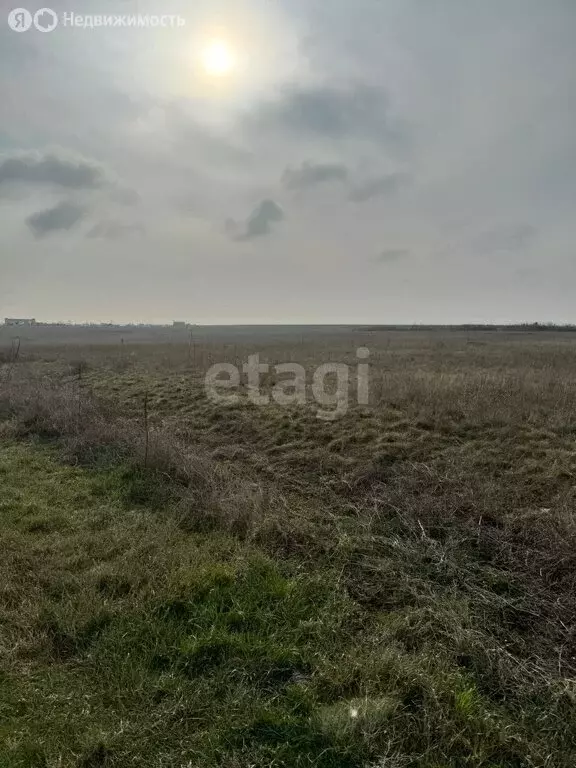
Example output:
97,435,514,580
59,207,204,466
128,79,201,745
200,39,236,77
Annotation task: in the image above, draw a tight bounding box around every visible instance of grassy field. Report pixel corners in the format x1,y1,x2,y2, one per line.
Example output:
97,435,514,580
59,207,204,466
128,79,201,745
1,327,576,767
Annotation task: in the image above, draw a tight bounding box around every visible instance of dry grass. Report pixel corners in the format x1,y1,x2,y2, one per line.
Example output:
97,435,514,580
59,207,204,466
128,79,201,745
2,328,576,766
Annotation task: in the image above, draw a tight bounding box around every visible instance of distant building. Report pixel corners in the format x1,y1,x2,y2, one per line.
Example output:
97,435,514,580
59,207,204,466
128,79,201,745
172,321,187,329
4,318,36,327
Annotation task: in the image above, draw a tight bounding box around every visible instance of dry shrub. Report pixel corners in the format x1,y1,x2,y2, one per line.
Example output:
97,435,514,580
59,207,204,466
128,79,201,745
0,374,272,538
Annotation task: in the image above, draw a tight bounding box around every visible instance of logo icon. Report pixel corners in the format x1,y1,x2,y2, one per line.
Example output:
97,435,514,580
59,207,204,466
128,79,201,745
34,7,58,32
7,8,32,31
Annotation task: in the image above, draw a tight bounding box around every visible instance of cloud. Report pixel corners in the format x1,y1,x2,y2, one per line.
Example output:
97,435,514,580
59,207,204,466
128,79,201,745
0,150,108,190
349,172,411,203
0,149,139,237
87,220,145,239
374,248,410,263
244,199,284,239
281,161,410,205
282,161,349,190
2,1,574,324
109,187,141,206
251,83,402,145
470,224,537,256
229,199,284,241
26,201,85,238
437,224,539,261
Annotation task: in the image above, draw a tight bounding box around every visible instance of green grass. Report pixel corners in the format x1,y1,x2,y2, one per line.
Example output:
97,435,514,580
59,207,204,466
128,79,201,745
1,441,575,767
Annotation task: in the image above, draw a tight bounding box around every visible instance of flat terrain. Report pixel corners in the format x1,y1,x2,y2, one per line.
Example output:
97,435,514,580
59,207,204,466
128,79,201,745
1,327,576,767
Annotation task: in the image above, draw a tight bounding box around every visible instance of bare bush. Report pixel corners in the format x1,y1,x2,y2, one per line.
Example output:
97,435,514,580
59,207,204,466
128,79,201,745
0,373,274,538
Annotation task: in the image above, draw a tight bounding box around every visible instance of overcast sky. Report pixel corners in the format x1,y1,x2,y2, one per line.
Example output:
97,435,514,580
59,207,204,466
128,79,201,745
1,0,575,323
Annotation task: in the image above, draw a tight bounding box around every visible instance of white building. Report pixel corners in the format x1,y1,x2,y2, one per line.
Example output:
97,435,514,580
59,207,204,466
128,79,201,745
4,318,36,327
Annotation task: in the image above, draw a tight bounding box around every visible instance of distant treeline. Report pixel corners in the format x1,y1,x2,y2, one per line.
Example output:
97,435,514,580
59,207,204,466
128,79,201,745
8,322,576,333
30,323,176,329
358,323,576,332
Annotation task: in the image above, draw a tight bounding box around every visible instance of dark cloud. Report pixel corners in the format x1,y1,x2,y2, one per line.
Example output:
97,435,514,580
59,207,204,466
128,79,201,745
229,199,284,241
0,149,139,236
282,161,349,190
26,201,85,238
281,161,410,204
374,248,410,263
251,83,402,145
0,150,107,190
470,224,537,256
244,199,284,239
349,172,411,203
87,220,145,239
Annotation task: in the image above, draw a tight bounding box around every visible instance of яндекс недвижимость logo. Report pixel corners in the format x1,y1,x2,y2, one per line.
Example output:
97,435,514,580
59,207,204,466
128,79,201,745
8,7,58,32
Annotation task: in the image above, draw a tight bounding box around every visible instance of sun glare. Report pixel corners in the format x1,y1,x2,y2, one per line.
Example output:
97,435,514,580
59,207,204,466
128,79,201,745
200,39,236,77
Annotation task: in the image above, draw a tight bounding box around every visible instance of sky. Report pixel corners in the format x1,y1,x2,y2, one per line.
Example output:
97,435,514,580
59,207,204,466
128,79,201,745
1,0,575,324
